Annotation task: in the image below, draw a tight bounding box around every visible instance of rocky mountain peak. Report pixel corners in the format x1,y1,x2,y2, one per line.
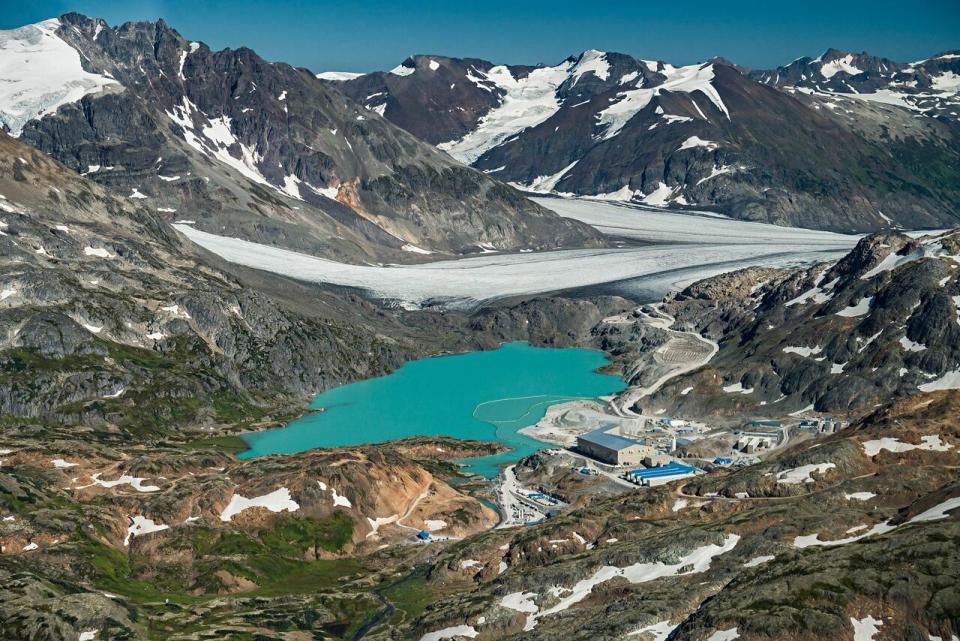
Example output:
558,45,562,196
5,14,602,258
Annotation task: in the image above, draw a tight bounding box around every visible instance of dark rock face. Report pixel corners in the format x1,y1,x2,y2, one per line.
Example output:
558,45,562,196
14,14,601,258
339,49,960,232
334,55,511,146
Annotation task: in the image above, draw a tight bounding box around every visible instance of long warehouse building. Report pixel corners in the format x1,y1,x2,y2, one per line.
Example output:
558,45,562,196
576,428,654,466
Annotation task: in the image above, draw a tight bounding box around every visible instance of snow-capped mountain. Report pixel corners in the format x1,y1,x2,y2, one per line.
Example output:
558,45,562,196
332,49,960,232
750,48,960,119
0,14,601,259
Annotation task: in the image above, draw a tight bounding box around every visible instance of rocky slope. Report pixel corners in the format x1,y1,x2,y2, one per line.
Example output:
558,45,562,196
334,50,960,232
3,14,601,259
0,432,502,640
598,229,960,420
0,128,425,437
0,123,637,640
0,127,631,438
405,391,959,641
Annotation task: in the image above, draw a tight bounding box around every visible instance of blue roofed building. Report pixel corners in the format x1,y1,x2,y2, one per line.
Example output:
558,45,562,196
627,461,697,483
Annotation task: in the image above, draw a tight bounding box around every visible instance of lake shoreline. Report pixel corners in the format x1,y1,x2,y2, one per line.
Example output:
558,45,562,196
235,342,625,477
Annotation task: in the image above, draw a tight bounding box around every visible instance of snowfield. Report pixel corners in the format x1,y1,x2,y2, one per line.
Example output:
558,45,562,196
437,61,570,164
595,63,730,141
174,199,857,309
0,19,119,136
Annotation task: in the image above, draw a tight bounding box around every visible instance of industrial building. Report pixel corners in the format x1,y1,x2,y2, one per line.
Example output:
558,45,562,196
735,426,783,453
800,417,848,433
625,462,698,485
576,428,655,466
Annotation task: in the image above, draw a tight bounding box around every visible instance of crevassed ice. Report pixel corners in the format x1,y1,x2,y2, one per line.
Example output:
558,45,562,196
0,19,118,136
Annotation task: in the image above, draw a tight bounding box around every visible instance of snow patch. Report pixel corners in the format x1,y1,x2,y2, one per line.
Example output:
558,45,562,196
918,370,960,392
317,481,352,507
219,488,299,522
836,295,873,317
83,246,113,259
743,555,774,567
124,515,169,546
776,462,835,484
401,243,433,255
500,591,539,613
517,535,739,630
820,55,862,79
899,336,927,352
366,514,399,537
419,625,478,641
850,615,882,641
81,472,160,493
782,345,823,357
707,629,739,641
861,435,951,456
627,620,677,640
677,136,719,151
316,71,363,81
389,63,415,77
512,160,579,193
794,521,895,548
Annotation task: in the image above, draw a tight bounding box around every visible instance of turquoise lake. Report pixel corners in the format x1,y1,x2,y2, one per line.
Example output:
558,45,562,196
238,342,625,477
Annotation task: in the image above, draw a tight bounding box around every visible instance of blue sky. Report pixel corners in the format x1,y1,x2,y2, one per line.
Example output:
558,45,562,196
6,0,959,72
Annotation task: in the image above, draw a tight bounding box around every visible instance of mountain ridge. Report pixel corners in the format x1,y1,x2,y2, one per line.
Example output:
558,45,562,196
332,47,960,232
2,13,603,260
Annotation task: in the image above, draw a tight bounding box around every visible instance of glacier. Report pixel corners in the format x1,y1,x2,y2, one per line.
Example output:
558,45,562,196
0,18,118,136
173,199,858,309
